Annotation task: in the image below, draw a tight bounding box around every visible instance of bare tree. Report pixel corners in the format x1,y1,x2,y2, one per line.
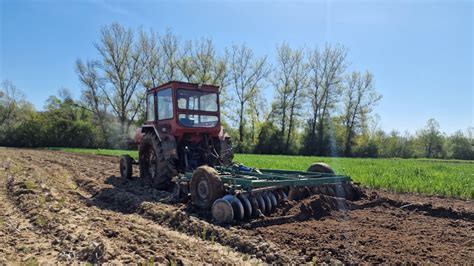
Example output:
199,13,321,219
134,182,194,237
273,43,295,151
0,80,25,126
141,29,181,88
75,59,110,145
191,38,215,83
160,29,181,82
141,30,164,88
247,92,268,145
212,53,230,92
272,43,309,153
341,71,382,156
177,40,196,83
287,47,308,153
92,23,151,138
305,44,348,155
228,44,270,147
177,38,229,90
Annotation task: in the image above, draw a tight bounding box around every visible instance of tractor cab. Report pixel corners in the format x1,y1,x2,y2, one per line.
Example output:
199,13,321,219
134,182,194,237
133,81,233,189
144,81,221,137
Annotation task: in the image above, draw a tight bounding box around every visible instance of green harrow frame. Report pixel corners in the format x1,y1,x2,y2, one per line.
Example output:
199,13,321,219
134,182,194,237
176,165,359,224
120,154,362,224
181,166,352,190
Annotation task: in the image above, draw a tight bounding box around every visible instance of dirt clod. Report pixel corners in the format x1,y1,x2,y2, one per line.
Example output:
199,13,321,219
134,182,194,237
293,194,354,219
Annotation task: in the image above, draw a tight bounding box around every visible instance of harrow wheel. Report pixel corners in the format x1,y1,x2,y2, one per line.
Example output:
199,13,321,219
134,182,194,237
139,133,175,189
119,154,133,180
307,162,366,200
307,162,335,174
190,166,225,209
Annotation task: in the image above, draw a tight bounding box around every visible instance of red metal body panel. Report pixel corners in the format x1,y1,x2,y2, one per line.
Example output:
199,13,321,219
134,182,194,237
141,81,223,143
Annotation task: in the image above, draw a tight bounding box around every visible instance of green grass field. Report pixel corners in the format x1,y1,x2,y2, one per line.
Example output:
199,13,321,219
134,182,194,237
55,147,474,199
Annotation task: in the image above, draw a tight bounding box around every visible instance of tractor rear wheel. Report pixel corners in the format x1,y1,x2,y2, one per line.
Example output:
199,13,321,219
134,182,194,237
139,133,175,189
190,166,225,209
120,154,133,179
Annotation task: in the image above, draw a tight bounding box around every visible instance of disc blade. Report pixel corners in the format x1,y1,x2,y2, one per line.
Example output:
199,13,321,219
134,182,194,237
223,195,244,220
256,194,266,214
268,191,278,210
262,192,272,214
238,194,252,220
212,198,234,224
250,197,260,217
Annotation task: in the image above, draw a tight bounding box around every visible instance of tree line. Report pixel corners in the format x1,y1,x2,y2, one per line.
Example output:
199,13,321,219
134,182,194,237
0,23,472,160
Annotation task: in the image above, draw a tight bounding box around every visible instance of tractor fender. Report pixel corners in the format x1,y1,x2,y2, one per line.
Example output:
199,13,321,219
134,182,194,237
160,133,178,161
134,128,145,145
218,126,231,141
140,125,162,142
140,125,178,161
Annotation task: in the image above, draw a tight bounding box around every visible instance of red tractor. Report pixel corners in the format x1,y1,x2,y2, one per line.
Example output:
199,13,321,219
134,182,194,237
120,81,364,224
120,81,233,189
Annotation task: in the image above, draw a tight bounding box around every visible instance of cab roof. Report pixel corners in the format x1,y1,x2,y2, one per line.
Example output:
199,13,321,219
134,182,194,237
148,81,220,93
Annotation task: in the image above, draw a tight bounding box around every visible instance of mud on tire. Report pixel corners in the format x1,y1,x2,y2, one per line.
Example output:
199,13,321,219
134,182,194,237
139,133,176,189
119,154,133,179
190,166,225,209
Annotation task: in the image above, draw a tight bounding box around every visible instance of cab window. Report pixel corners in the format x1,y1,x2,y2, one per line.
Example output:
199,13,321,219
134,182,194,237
157,88,173,120
146,93,155,121
177,89,218,112
178,114,218,128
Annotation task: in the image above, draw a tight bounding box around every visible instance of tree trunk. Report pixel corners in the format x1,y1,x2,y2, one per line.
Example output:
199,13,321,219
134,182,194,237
317,120,325,155
98,116,109,147
239,101,244,142
344,129,353,156
427,141,433,158
286,95,298,154
286,113,293,153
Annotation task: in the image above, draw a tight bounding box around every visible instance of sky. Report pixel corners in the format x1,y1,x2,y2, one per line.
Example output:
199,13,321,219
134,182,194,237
0,0,472,134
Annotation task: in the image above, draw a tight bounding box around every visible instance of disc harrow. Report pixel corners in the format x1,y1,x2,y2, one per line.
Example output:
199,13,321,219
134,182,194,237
119,154,364,224
178,163,365,224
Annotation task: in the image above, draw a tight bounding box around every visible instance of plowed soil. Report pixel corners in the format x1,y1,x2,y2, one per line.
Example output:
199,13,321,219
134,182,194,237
1,148,473,264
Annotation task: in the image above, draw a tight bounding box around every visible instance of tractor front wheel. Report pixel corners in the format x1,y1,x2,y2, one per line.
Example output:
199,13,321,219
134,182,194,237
190,166,225,209
120,154,133,179
139,133,175,189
